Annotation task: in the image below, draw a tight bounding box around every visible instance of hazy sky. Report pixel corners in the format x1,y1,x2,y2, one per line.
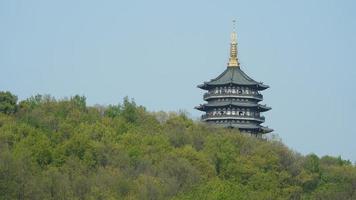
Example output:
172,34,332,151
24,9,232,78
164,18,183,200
1,0,355,161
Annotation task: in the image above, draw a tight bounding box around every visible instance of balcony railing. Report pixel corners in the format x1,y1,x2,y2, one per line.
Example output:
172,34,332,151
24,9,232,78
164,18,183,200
203,92,262,100
201,114,265,122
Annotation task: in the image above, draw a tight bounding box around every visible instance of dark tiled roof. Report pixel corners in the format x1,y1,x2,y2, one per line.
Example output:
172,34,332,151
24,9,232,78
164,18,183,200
198,67,269,90
228,123,273,133
212,122,273,134
195,101,271,112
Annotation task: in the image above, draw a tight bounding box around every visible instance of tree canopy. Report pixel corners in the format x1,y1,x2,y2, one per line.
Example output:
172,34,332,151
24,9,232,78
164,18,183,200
0,91,17,114
0,91,355,200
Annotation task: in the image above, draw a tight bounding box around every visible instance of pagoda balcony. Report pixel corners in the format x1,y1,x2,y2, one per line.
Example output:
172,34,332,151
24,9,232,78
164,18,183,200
203,92,263,101
201,114,265,122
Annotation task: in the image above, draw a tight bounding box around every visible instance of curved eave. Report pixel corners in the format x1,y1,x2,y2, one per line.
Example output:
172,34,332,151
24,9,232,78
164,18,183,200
198,82,266,90
211,123,262,130
228,123,261,129
257,83,269,91
195,102,256,110
197,84,207,90
261,127,274,133
197,67,269,90
203,94,263,101
195,102,271,112
195,105,204,111
203,116,265,123
229,123,273,134
258,105,271,112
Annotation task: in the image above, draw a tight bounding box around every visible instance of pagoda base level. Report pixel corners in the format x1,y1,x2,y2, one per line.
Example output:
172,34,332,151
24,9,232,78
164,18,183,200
208,122,273,134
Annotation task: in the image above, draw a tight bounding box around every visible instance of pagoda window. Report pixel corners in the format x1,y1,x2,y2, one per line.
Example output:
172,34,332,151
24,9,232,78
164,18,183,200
238,90,242,94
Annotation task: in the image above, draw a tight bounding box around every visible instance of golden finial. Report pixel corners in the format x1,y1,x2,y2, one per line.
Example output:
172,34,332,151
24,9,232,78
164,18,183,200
228,19,239,67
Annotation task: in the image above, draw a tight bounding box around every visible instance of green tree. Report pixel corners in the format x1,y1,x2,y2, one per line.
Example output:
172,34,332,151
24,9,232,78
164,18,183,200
0,91,17,114
1,92,356,200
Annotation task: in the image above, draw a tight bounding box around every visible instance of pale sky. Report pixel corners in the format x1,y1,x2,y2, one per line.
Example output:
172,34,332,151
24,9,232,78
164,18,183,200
1,0,356,161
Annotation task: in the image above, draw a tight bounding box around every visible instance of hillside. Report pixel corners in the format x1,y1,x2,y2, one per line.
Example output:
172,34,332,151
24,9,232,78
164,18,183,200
0,91,355,200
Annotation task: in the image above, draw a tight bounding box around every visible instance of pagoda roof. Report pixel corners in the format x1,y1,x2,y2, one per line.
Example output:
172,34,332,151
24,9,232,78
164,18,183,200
228,123,273,133
198,67,269,90
214,123,273,134
195,101,271,112
229,123,261,129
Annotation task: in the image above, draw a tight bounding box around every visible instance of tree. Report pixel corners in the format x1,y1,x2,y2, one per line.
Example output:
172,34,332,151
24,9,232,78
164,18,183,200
0,91,17,114
1,92,356,200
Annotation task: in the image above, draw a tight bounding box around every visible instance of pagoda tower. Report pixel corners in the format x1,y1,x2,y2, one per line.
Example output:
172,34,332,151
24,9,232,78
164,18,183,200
195,23,273,135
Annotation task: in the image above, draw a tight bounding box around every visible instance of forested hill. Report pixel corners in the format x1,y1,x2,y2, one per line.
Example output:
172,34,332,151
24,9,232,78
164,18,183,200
0,91,355,200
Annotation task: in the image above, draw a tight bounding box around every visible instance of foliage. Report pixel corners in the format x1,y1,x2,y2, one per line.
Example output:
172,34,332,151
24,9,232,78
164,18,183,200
0,91,17,114
0,92,355,200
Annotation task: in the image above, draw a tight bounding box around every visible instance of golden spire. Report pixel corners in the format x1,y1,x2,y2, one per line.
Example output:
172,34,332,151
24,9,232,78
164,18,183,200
228,20,240,67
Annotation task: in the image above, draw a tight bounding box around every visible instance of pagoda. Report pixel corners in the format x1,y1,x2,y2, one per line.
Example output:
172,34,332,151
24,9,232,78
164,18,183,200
195,23,273,135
